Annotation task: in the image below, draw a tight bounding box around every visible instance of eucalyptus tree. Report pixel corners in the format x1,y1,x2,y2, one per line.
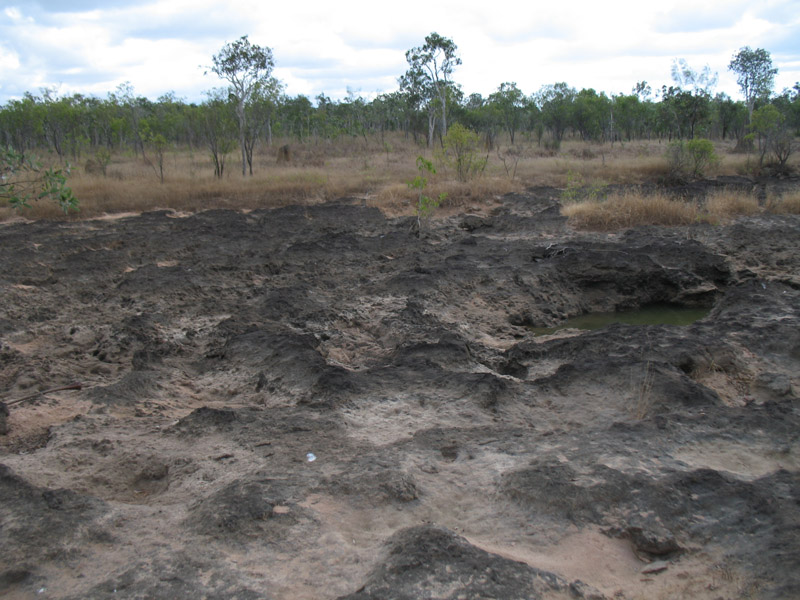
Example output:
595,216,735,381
613,94,645,141
199,89,237,178
536,83,576,143
399,63,438,146
488,82,526,144
668,58,717,138
0,93,44,153
279,95,314,141
403,33,461,141
242,78,283,173
773,84,800,134
749,104,793,166
729,47,777,123
109,82,149,157
209,35,279,176
572,88,609,142
461,93,498,148
370,92,405,142
713,93,747,141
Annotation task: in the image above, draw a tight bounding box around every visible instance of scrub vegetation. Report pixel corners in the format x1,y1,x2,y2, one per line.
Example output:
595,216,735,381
0,37,797,226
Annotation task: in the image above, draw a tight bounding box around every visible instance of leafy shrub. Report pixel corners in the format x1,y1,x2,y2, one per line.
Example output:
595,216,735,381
407,156,446,234
748,105,795,167
666,138,719,179
1,146,77,213
440,123,487,182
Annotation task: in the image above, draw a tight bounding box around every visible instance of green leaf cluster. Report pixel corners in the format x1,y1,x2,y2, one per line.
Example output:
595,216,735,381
1,147,77,213
439,123,487,182
408,155,446,230
666,138,719,179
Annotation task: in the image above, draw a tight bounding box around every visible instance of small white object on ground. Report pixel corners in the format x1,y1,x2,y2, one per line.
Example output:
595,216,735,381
306,452,317,462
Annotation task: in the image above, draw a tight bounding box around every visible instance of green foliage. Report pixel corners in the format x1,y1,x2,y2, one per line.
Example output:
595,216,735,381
94,147,111,176
408,155,446,233
560,170,607,204
572,88,611,142
488,82,526,144
439,123,487,182
0,45,777,181
404,32,461,144
748,104,795,166
536,82,577,142
729,47,778,120
210,35,278,176
666,138,719,179
1,146,77,213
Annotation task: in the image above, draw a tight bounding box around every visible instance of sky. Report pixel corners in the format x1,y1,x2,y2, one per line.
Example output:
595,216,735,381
0,0,799,106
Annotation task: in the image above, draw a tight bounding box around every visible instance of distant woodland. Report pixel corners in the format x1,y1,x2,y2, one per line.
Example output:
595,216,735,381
1,36,798,179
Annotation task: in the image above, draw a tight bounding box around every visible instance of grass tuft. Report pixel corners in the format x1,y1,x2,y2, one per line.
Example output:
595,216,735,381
767,191,800,214
704,190,759,222
561,190,698,230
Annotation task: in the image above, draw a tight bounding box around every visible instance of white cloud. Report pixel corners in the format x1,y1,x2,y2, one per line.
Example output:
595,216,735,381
0,0,798,104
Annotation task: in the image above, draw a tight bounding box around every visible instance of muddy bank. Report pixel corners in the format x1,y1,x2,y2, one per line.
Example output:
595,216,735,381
1,184,798,599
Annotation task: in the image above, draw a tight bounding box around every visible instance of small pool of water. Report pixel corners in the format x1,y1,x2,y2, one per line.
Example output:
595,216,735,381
529,303,711,336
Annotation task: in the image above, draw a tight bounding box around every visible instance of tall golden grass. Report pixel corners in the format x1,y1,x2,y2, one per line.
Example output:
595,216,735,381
562,191,699,230
704,189,760,221
767,190,800,214
562,187,800,231
1,135,797,222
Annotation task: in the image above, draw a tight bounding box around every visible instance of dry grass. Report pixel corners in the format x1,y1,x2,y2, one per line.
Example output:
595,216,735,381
767,191,800,214
1,134,797,223
563,185,800,231
562,190,699,230
507,140,673,188
704,190,760,222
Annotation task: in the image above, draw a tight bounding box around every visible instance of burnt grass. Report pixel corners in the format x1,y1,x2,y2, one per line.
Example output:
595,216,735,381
1,180,799,599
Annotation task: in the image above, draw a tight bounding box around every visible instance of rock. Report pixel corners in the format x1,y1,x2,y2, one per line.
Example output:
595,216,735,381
459,215,487,231
752,372,795,400
641,560,669,574
625,525,682,558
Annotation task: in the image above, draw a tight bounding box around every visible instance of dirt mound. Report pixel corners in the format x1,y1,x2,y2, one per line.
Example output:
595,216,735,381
338,525,601,600
0,463,109,579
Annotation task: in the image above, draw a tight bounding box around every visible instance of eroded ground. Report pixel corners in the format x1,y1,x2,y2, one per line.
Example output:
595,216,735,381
1,183,799,599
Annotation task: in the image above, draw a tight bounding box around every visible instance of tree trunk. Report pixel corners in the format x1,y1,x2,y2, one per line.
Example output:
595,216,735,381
237,99,247,177
440,93,447,138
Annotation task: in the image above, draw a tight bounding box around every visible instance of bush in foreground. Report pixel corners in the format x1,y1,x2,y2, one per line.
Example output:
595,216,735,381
666,138,719,180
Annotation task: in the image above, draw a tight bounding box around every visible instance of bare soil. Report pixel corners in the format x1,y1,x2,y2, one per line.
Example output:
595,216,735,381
1,180,799,599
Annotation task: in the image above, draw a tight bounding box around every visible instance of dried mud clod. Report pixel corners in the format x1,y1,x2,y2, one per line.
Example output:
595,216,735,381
338,525,606,600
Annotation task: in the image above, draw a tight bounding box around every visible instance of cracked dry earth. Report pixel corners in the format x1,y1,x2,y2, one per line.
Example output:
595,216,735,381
0,185,798,600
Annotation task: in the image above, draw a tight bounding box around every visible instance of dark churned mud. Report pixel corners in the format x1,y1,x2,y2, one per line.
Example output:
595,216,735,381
1,181,799,599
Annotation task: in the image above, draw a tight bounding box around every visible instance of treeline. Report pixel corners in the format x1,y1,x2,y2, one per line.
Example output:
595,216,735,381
2,78,799,176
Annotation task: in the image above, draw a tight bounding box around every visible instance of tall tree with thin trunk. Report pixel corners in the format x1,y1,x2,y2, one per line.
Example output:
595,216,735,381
404,33,461,141
209,35,277,176
729,47,777,123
